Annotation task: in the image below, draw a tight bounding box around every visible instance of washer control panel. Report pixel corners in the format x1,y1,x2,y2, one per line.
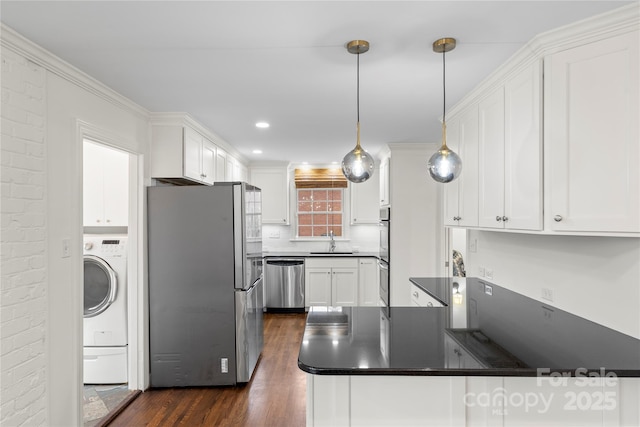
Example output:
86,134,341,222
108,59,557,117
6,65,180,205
83,236,127,257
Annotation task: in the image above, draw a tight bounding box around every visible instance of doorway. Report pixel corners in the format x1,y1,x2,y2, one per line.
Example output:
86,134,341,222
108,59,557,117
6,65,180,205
81,138,140,425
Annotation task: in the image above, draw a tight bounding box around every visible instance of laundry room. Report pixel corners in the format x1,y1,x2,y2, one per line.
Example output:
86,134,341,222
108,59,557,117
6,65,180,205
82,139,135,426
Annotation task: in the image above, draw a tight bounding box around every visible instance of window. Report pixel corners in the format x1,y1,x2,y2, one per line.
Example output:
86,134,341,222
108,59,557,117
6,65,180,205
297,188,343,237
294,168,347,238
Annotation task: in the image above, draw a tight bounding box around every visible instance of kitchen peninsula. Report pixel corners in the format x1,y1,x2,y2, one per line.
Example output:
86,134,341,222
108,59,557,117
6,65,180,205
298,278,640,426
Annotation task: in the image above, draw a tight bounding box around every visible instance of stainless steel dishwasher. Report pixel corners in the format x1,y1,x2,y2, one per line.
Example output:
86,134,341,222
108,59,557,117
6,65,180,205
264,258,305,312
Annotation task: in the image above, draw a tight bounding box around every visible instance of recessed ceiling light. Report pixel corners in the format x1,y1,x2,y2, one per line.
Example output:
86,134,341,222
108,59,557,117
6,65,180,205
252,149,263,154
255,122,270,129
302,161,309,165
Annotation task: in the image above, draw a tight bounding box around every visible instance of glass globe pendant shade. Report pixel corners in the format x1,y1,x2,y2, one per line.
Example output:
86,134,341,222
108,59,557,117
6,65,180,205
428,37,462,184
342,144,375,183
428,144,462,183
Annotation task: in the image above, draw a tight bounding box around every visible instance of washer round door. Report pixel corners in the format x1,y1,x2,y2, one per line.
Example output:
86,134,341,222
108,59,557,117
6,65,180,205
84,255,117,318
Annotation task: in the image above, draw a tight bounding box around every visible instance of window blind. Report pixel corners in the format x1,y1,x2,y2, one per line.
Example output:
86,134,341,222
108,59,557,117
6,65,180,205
294,168,347,189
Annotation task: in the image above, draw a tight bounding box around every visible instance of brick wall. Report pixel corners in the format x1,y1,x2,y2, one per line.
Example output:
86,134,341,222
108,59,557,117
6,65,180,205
1,48,48,426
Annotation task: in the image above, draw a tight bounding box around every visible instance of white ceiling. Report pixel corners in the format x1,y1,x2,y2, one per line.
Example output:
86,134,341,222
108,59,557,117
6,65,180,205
0,1,631,165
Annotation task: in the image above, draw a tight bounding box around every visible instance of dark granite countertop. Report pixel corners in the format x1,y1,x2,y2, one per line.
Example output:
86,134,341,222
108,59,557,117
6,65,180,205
298,277,640,377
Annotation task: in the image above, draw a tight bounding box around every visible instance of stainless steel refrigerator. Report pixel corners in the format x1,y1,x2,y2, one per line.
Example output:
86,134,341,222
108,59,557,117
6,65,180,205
148,182,263,387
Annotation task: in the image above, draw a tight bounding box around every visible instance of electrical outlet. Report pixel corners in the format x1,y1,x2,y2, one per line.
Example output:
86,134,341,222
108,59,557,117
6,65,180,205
485,269,494,280
478,266,486,277
542,288,554,302
484,284,493,296
221,358,228,373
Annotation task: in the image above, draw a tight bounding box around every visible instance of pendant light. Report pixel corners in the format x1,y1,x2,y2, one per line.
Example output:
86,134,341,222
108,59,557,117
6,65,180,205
341,40,375,184
428,37,462,183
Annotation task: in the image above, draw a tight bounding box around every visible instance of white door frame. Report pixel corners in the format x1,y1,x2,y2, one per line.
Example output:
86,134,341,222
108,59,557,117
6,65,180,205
77,120,145,397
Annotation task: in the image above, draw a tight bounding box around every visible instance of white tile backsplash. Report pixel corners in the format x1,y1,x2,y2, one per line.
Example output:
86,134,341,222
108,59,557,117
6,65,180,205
262,224,379,253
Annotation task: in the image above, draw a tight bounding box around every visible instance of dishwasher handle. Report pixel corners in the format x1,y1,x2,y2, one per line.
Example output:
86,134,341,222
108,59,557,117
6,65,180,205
266,259,305,266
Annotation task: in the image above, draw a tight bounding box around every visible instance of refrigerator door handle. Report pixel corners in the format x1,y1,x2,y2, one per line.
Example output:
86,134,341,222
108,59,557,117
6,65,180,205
235,276,263,383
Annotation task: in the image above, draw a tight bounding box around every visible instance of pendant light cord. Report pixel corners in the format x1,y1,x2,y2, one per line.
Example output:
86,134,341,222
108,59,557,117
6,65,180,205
442,48,446,124
357,52,360,123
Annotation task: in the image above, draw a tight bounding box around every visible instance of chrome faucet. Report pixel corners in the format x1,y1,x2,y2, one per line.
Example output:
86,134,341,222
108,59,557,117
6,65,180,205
329,230,336,253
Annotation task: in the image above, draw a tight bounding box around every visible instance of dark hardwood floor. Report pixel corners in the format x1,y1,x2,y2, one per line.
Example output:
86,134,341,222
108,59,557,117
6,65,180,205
109,313,307,426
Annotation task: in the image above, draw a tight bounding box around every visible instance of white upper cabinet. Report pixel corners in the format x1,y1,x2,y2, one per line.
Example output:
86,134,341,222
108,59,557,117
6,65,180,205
226,155,236,181
503,61,543,231
478,88,506,228
183,127,215,185
478,61,542,231
350,169,380,224
215,148,227,182
151,122,216,185
249,167,289,224
545,31,639,234
444,105,479,228
379,156,390,206
83,141,129,227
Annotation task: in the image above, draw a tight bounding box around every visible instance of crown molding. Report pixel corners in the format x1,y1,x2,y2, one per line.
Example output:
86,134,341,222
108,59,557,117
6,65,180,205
1,23,150,119
447,3,639,119
149,112,248,164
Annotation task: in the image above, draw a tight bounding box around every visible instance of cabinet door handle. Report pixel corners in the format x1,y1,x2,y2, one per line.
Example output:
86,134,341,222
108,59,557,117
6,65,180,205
106,219,111,223
496,216,502,222
554,215,563,222
427,301,433,307
283,219,286,223
412,291,419,298
502,216,508,222
454,348,461,356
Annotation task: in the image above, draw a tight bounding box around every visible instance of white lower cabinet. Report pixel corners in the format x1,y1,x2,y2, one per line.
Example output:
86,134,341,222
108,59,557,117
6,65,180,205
444,331,485,369
410,283,445,308
358,258,379,306
305,258,358,307
307,374,640,427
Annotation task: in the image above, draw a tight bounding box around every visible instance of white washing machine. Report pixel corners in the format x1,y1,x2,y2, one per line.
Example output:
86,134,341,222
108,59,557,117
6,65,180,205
83,234,128,384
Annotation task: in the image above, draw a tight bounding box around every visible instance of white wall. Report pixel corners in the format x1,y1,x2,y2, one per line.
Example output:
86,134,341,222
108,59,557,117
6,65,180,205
2,25,151,427
388,143,444,306
1,44,48,427
46,74,149,427
466,230,640,339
